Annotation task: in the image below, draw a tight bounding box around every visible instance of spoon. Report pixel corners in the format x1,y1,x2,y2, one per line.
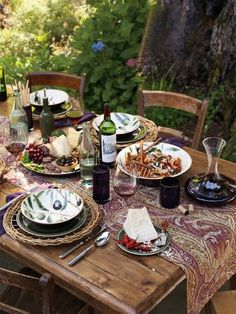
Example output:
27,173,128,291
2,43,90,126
68,231,110,266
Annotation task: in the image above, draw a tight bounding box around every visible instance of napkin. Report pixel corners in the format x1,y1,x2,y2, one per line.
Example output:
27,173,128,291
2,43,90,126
54,111,96,128
161,137,186,148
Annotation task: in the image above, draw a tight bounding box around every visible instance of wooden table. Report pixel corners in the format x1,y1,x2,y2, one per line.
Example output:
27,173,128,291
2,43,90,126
1,101,236,313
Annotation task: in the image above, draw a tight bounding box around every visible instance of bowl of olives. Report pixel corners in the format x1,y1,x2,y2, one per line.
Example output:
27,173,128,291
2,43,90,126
56,155,79,172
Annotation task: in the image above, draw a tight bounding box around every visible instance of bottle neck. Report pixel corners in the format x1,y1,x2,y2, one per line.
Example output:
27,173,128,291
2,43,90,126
104,104,111,119
13,92,23,110
43,97,50,111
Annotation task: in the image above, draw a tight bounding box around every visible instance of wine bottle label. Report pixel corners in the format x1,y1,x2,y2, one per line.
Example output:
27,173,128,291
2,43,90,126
101,134,116,163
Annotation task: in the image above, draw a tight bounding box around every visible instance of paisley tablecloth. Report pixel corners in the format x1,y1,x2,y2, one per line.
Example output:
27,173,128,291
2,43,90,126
1,115,236,314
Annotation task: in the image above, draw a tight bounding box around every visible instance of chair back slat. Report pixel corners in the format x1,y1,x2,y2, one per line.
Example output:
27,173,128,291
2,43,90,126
26,71,86,97
137,90,208,149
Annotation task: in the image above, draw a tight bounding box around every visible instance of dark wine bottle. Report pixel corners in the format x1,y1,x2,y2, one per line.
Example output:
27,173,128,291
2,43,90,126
99,104,116,168
39,90,54,140
0,66,7,101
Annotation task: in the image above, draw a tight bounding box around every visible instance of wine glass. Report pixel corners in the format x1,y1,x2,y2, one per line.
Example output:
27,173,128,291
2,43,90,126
4,124,28,178
113,161,138,209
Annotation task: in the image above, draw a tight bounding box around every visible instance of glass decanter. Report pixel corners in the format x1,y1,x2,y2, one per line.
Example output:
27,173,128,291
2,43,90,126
186,137,236,205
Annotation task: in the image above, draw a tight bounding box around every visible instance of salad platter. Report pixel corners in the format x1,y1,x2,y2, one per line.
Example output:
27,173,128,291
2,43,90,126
20,129,81,176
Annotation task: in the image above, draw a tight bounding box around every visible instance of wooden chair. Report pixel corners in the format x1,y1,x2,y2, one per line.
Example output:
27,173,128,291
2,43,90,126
137,90,208,149
205,290,236,314
26,71,86,97
0,267,90,314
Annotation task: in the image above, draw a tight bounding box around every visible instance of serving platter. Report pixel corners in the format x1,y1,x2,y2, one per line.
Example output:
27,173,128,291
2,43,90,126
93,113,140,136
16,208,88,238
30,89,69,107
116,226,170,256
21,161,80,176
116,142,192,181
21,189,84,225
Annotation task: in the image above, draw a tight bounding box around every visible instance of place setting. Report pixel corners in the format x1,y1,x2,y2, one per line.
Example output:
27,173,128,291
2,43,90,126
30,89,72,120
90,112,158,148
3,187,102,246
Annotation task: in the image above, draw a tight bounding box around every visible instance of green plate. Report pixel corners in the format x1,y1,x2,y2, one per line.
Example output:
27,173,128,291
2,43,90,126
116,225,170,256
117,124,147,144
16,207,88,238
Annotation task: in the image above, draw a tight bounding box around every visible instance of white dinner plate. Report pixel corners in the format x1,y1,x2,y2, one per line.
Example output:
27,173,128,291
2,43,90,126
92,112,140,135
116,142,192,181
21,189,83,225
30,89,69,106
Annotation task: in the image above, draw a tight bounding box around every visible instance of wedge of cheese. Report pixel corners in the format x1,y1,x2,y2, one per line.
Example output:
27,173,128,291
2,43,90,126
123,207,158,243
49,135,72,158
62,127,82,148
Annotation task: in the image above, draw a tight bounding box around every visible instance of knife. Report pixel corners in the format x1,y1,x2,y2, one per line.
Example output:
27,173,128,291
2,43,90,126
59,224,107,259
0,193,25,212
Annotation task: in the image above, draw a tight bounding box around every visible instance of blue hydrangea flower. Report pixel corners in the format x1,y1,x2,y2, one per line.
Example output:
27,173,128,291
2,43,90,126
92,41,106,53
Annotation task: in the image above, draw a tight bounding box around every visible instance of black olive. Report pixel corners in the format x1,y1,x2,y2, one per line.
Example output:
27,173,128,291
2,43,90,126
53,200,62,210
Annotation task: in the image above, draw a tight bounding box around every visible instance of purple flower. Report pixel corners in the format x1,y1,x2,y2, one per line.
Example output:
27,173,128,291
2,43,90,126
126,58,137,68
92,41,106,53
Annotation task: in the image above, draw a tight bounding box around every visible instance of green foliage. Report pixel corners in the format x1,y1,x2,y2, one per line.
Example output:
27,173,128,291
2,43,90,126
0,0,78,82
1,0,152,114
69,0,153,113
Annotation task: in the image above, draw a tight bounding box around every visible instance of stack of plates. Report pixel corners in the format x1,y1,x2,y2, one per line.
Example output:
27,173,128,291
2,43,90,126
16,189,87,238
92,112,146,144
30,89,72,119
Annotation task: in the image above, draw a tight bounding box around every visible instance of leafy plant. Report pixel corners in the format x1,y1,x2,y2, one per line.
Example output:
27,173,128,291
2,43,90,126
69,0,154,113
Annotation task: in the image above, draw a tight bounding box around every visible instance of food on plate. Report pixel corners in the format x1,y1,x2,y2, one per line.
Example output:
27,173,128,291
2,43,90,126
56,155,78,172
48,135,72,158
125,141,181,178
21,133,80,174
124,207,158,243
62,127,82,147
117,207,168,252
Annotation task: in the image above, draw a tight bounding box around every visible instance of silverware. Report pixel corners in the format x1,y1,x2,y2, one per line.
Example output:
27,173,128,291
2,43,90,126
114,112,130,126
59,224,107,259
0,193,25,212
68,231,110,266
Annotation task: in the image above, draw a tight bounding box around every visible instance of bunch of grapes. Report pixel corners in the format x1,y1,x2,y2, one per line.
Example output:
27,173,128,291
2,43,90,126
26,143,50,164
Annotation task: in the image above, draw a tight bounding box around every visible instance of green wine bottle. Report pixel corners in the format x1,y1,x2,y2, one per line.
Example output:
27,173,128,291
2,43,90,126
39,90,54,140
99,104,116,167
0,66,7,101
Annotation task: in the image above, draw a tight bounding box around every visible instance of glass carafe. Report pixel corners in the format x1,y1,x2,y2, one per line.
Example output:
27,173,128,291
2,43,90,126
186,137,236,205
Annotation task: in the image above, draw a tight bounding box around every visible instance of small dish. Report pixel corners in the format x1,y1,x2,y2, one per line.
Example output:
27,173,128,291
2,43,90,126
93,112,140,136
66,110,83,119
116,226,170,256
56,156,79,172
21,189,83,225
30,89,69,107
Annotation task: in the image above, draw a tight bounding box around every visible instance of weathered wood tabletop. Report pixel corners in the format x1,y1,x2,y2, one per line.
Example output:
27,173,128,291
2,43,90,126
1,100,236,314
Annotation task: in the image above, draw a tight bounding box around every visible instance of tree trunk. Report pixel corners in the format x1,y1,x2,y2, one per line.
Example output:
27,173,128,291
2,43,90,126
139,0,236,135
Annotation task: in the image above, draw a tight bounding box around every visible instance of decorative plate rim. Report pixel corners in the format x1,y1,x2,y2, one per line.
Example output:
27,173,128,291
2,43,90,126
116,226,170,256
92,112,140,135
30,89,69,107
116,142,192,181
20,189,84,225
